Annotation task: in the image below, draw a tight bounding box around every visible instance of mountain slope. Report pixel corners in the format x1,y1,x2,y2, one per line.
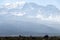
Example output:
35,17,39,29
0,21,60,36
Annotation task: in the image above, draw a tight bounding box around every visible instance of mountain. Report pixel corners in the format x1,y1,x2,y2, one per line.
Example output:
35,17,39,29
0,21,60,36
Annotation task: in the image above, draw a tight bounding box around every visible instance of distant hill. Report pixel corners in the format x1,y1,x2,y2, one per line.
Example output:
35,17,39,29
0,21,60,36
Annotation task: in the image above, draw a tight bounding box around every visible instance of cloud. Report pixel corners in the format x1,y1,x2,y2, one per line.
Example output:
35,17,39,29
16,1,25,6
4,3,17,8
0,9,8,15
0,12,7,15
4,1,25,9
0,2,60,23
27,14,60,23
11,12,26,16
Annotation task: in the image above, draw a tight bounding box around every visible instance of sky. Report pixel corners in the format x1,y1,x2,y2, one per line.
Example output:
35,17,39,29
0,0,60,9
24,0,60,9
0,0,60,30
0,0,60,10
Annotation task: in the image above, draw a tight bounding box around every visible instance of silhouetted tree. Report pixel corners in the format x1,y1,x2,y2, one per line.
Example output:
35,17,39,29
43,35,49,40
19,35,22,37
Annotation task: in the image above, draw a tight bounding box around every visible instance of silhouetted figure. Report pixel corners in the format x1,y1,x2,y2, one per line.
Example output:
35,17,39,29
43,35,49,40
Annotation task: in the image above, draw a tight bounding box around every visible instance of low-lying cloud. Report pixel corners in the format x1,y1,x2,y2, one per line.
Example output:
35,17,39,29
0,2,60,23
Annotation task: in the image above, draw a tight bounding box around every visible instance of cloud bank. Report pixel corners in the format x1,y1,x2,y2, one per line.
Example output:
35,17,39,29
0,2,60,23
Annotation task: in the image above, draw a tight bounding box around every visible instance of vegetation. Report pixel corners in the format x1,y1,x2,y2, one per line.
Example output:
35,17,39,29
0,35,60,40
